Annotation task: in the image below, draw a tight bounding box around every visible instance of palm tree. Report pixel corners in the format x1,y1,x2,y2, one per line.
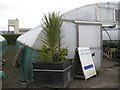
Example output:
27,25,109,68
41,12,63,62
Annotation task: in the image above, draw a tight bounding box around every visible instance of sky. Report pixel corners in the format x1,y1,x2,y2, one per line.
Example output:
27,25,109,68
0,0,119,31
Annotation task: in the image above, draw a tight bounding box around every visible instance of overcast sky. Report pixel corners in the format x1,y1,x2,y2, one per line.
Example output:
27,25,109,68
0,0,119,31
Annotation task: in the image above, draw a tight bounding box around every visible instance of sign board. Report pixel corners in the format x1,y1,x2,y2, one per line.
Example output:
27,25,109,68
78,47,96,79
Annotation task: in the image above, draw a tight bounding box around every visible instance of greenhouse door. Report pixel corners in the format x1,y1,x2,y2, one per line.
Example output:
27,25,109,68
78,24,102,70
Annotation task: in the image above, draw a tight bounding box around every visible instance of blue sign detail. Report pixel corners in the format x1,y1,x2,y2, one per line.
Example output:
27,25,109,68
84,64,93,70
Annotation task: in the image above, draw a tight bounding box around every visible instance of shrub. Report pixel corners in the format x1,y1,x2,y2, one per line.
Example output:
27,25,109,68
39,45,52,63
2,34,21,45
103,40,119,48
112,41,120,59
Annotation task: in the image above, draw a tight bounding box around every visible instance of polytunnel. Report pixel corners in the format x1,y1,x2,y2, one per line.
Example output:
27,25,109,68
0,35,8,58
0,35,7,80
16,25,44,80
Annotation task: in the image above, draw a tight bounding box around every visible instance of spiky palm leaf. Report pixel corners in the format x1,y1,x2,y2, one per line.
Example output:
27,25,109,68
41,12,63,54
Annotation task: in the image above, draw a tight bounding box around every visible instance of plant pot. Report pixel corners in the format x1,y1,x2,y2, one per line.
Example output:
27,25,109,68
32,60,73,88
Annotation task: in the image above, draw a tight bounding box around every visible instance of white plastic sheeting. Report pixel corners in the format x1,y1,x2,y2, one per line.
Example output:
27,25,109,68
63,2,119,41
0,35,6,42
63,2,118,26
17,25,43,50
103,29,119,40
62,5,96,21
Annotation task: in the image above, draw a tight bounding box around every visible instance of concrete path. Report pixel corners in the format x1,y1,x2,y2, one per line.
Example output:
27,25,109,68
67,58,119,88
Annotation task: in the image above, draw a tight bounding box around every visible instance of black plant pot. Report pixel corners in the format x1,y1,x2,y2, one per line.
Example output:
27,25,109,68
32,60,73,88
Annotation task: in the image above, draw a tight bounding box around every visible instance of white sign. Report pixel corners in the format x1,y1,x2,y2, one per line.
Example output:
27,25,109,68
78,47,96,80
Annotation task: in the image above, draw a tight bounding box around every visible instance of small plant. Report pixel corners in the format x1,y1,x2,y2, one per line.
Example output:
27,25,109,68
39,45,68,63
57,48,68,63
39,45,52,63
112,41,120,59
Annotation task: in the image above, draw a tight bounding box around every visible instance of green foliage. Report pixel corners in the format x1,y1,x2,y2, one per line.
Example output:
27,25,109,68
2,34,21,45
39,12,68,63
103,40,120,59
39,45,52,63
57,48,68,63
112,41,120,59
41,12,63,55
39,45,68,63
103,40,119,48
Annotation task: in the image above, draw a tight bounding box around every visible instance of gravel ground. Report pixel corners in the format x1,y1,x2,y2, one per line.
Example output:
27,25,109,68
2,45,21,88
2,45,120,89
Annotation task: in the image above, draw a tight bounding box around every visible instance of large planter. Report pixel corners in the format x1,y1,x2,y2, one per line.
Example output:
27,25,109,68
32,60,73,88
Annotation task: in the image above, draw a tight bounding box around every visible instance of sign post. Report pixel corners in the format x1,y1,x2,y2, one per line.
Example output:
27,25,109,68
77,47,96,80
